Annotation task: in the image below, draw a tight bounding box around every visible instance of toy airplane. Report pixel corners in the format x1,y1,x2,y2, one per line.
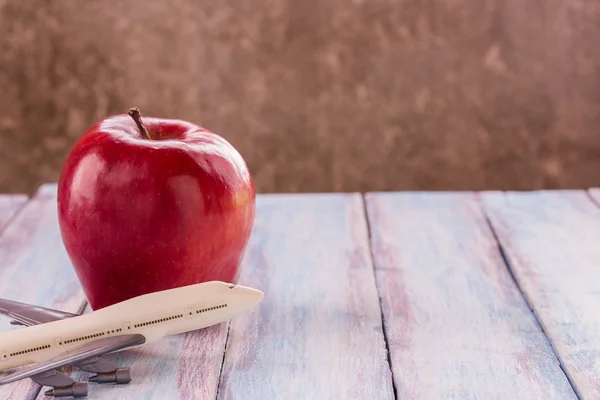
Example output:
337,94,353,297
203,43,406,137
0,281,263,398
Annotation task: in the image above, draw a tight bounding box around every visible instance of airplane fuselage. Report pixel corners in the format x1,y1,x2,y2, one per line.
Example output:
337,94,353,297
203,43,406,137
0,281,262,370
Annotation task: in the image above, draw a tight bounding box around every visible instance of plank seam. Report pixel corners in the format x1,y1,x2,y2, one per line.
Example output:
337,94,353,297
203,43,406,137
585,190,600,209
481,204,583,400
214,320,231,400
362,194,398,400
29,382,42,399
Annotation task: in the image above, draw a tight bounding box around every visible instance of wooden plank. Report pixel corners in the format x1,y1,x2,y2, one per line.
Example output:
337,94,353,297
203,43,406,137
218,193,394,400
66,306,228,400
365,192,576,399
0,184,87,400
482,190,600,399
0,195,28,232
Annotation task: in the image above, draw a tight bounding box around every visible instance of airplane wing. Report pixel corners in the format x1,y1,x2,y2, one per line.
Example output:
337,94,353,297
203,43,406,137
0,298,78,326
0,334,146,385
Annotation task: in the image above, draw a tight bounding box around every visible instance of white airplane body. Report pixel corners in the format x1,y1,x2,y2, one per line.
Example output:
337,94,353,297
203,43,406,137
0,281,263,398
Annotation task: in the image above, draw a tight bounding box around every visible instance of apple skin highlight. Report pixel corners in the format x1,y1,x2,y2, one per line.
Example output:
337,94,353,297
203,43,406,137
57,110,255,310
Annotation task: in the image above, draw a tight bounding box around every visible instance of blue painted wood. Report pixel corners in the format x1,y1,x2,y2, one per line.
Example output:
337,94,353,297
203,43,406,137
2,186,592,399
365,192,576,399
0,195,27,232
0,185,86,400
482,190,600,399
218,193,394,400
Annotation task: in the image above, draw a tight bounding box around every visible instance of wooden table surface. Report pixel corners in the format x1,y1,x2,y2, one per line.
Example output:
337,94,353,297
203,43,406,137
1,184,600,400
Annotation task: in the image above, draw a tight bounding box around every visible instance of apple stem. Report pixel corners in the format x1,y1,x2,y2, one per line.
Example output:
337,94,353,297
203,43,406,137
128,107,152,140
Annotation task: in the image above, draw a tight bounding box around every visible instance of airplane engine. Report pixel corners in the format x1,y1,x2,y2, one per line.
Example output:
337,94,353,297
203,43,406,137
44,382,88,398
89,368,131,384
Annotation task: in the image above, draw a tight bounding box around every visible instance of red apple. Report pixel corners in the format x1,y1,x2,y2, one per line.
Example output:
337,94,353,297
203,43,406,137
57,108,255,310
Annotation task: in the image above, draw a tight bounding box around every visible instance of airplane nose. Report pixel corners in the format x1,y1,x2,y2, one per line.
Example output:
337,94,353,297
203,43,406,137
235,285,264,305
247,287,265,304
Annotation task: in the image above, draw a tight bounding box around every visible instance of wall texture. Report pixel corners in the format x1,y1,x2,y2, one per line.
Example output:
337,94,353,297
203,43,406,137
1,0,599,195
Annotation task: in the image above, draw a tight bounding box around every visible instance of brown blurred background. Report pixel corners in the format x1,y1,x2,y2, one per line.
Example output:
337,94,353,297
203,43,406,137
1,0,599,195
